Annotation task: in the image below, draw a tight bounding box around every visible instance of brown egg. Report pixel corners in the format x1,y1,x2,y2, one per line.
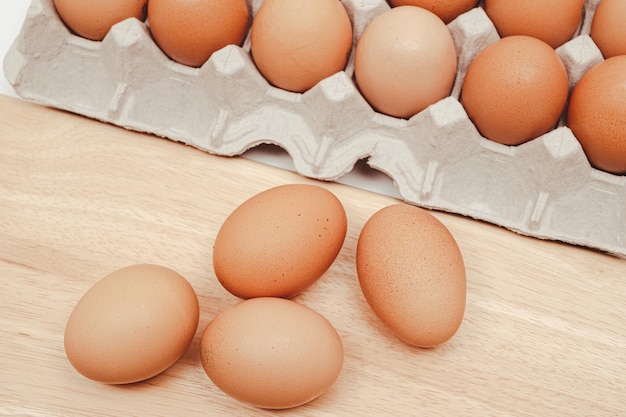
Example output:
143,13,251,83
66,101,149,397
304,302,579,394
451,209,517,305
388,0,479,24
53,0,147,41
64,264,199,384
354,6,457,119
461,35,569,146
250,0,353,93
484,0,584,48
591,0,626,58
356,204,466,348
200,297,344,409
148,0,249,67
212,184,347,299
567,56,626,175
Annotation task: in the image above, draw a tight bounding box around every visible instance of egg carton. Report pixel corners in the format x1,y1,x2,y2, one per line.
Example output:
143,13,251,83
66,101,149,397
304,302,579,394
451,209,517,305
4,0,625,258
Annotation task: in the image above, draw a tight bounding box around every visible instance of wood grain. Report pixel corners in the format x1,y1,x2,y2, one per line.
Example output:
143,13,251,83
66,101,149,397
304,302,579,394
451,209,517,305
1,95,625,416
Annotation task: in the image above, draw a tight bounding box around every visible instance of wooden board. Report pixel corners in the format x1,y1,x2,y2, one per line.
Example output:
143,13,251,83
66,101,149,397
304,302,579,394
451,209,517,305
1,94,625,416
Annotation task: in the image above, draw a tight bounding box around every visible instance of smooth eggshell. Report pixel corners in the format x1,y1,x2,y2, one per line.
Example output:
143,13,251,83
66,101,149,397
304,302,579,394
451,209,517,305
484,0,584,48
212,184,347,299
64,264,199,384
356,204,466,348
354,6,457,119
590,0,626,58
250,0,353,93
567,56,626,175
199,297,344,409
53,0,147,41
148,0,250,67
388,0,479,24
461,35,569,146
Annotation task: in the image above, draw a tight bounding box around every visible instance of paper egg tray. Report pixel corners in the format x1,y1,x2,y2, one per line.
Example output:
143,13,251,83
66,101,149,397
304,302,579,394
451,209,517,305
4,0,625,258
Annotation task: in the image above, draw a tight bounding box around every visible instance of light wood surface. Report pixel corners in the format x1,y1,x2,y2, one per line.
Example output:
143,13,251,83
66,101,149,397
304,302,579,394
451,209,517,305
1,94,625,416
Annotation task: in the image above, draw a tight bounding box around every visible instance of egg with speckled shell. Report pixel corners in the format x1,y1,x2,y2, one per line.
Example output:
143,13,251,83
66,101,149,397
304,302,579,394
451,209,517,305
461,35,569,146
567,56,626,175
356,204,466,348
212,184,347,299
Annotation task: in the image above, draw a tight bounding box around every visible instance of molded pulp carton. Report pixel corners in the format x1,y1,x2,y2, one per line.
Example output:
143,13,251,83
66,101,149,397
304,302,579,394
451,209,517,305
4,0,625,257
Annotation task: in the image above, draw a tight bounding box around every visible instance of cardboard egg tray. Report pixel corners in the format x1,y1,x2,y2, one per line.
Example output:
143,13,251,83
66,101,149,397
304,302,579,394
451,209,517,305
4,0,625,258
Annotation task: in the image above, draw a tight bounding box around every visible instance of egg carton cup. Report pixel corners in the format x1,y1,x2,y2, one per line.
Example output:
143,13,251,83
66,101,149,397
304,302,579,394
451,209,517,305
4,0,625,258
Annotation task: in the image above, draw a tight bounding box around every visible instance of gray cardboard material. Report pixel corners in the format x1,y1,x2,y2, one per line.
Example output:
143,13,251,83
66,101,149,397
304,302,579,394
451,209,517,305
4,0,625,257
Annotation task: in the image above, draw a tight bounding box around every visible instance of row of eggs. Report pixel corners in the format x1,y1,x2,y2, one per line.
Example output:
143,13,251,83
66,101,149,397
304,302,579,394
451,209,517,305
52,0,626,174
51,0,626,60
64,184,467,409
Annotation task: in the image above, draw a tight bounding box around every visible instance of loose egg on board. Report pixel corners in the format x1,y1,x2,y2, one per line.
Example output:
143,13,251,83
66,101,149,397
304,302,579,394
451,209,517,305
212,184,347,299
567,56,626,175
461,35,569,146
356,204,466,348
250,0,353,93
388,0,479,24
484,0,585,48
591,0,626,58
53,0,147,41
148,0,250,67
64,264,199,384
200,297,344,409
354,6,457,119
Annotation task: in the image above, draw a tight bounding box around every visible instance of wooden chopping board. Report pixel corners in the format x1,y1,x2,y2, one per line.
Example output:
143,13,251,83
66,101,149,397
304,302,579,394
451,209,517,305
1,94,625,416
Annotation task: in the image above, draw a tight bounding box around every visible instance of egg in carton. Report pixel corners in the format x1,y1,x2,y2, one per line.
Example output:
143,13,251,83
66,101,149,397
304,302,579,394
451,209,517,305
4,0,625,258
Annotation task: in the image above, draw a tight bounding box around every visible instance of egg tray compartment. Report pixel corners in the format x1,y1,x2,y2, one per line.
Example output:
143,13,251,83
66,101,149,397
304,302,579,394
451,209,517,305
4,0,625,258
